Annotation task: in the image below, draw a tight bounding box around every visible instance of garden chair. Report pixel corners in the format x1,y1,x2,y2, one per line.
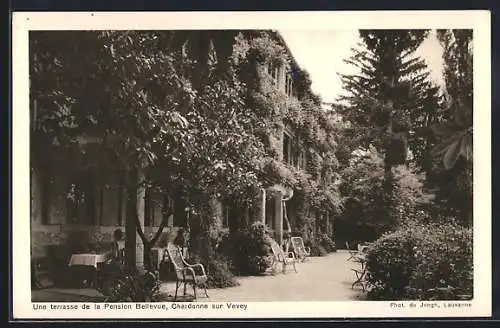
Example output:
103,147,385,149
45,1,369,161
270,240,297,274
290,237,311,262
351,252,368,292
346,241,359,261
351,267,367,292
357,242,373,253
165,243,209,301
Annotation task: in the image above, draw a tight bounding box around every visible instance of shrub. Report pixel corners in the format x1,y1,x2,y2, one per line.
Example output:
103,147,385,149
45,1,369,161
188,229,239,289
365,222,473,300
406,223,473,300
96,262,160,302
199,256,240,289
318,233,337,253
227,222,274,275
310,244,329,257
305,238,328,257
365,228,418,299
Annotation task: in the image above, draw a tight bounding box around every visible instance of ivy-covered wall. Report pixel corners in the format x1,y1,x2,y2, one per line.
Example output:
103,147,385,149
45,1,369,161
30,30,343,265
232,31,342,242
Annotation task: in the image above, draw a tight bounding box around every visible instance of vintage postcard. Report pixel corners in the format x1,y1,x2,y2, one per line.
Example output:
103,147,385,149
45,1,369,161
11,10,491,319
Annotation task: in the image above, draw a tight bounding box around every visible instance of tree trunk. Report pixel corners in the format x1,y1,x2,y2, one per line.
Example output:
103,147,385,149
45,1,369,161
124,167,138,273
143,242,153,271
124,165,175,272
383,152,396,228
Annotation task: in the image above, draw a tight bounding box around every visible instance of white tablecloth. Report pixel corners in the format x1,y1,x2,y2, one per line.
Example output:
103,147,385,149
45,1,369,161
68,253,108,268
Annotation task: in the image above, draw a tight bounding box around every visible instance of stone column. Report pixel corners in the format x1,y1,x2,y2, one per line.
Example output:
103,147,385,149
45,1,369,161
133,167,146,270
260,188,266,224
274,192,283,245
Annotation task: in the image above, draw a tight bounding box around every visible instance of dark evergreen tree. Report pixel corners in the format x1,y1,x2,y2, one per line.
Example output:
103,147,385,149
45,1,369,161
337,30,442,226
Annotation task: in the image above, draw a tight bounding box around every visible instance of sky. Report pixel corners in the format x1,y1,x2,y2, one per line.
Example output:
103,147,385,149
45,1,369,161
279,30,445,104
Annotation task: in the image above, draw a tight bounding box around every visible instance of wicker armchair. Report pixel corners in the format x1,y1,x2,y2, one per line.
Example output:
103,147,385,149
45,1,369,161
290,237,311,262
270,240,297,274
165,244,209,300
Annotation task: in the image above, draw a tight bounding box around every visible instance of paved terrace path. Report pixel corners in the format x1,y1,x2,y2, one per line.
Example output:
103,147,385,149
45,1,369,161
162,250,363,302
32,250,364,302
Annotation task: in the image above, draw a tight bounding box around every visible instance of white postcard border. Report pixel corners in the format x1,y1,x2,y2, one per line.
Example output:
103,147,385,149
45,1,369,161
12,10,492,319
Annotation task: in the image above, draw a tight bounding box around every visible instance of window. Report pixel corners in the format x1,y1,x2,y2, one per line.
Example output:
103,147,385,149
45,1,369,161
267,62,280,86
173,192,187,227
223,199,242,230
100,183,120,226
265,197,275,229
145,187,175,227
98,171,125,226
144,188,152,227
285,75,294,97
163,194,174,227
291,141,299,168
283,133,292,165
222,200,231,228
283,131,302,168
66,171,97,225
298,150,306,171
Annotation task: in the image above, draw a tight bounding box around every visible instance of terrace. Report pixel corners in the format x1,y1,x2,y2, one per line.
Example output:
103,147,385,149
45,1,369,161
32,251,364,302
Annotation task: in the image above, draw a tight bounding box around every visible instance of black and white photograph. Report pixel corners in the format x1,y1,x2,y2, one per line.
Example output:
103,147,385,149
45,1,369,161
12,11,491,319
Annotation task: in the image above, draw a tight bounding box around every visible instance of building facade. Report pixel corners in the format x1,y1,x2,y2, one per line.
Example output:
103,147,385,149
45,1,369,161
29,30,331,272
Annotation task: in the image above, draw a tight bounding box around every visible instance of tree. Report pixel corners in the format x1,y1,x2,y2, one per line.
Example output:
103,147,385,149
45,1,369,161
338,146,434,241
30,30,268,271
31,31,191,270
427,29,473,225
430,30,473,169
337,30,441,224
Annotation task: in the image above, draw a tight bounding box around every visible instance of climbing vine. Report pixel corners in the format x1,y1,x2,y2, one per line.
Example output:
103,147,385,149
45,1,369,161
232,31,343,239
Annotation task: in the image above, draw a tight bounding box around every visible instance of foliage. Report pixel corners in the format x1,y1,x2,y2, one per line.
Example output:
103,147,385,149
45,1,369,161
30,29,343,270
31,30,268,190
318,233,337,253
30,30,274,269
202,257,240,289
307,242,329,257
335,31,443,244
226,222,274,275
391,165,435,223
186,228,240,289
424,30,473,226
304,234,333,257
364,227,419,299
30,31,193,178
406,223,473,300
430,30,473,170
365,222,473,300
428,158,473,225
228,30,344,239
338,146,434,237
338,31,442,170
95,261,161,302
